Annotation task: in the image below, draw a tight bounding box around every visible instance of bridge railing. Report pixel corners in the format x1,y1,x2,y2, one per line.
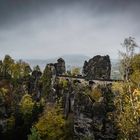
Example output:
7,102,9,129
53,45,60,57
57,74,123,82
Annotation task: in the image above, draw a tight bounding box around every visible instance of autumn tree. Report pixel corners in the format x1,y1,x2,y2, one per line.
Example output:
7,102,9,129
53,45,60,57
112,82,140,139
28,127,41,140
112,37,140,139
71,67,80,76
34,105,66,140
129,54,140,87
2,55,14,78
119,37,138,81
19,94,34,117
15,94,35,139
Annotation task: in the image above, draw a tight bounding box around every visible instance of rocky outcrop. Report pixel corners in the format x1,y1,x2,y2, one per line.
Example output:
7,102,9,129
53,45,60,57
83,55,111,80
72,84,117,140
74,92,95,140
47,58,66,76
55,58,66,75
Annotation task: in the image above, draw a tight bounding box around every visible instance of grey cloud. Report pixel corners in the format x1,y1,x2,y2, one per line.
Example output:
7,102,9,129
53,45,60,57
0,0,140,59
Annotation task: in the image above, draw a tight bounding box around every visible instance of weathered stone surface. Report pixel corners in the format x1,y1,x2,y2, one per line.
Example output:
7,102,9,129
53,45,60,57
83,55,111,80
74,117,95,140
55,58,66,75
47,58,66,76
73,88,95,139
72,84,117,140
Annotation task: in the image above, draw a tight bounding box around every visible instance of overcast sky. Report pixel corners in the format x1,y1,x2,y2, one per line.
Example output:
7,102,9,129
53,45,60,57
0,0,140,59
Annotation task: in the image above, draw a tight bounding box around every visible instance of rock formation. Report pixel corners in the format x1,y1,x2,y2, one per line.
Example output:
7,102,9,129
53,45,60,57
73,84,117,140
47,58,66,76
74,91,95,139
83,55,111,80
55,58,66,75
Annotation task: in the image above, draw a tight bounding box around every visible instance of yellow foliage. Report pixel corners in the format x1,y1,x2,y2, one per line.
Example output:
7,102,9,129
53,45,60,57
112,82,124,93
19,94,34,115
35,105,65,140
112,82,140,139
0,88,8,95
90,86,102,102
6,116,15,130
130,70,140,86
59,79,68,89
71,67,80,76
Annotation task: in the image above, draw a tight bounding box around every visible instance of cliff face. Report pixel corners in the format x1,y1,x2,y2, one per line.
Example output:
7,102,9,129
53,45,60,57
55,58,66,75
72,84,116,140
83,55,111,80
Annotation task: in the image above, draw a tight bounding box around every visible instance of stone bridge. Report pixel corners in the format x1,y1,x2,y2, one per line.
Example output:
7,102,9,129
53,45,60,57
57,74,122,85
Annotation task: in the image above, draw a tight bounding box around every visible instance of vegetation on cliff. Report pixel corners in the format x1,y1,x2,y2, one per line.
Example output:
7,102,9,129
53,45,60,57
0,37,140,140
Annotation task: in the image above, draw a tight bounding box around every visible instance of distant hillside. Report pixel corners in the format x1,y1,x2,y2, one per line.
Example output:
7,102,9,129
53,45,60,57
62,54,90,69
25,54,90,71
